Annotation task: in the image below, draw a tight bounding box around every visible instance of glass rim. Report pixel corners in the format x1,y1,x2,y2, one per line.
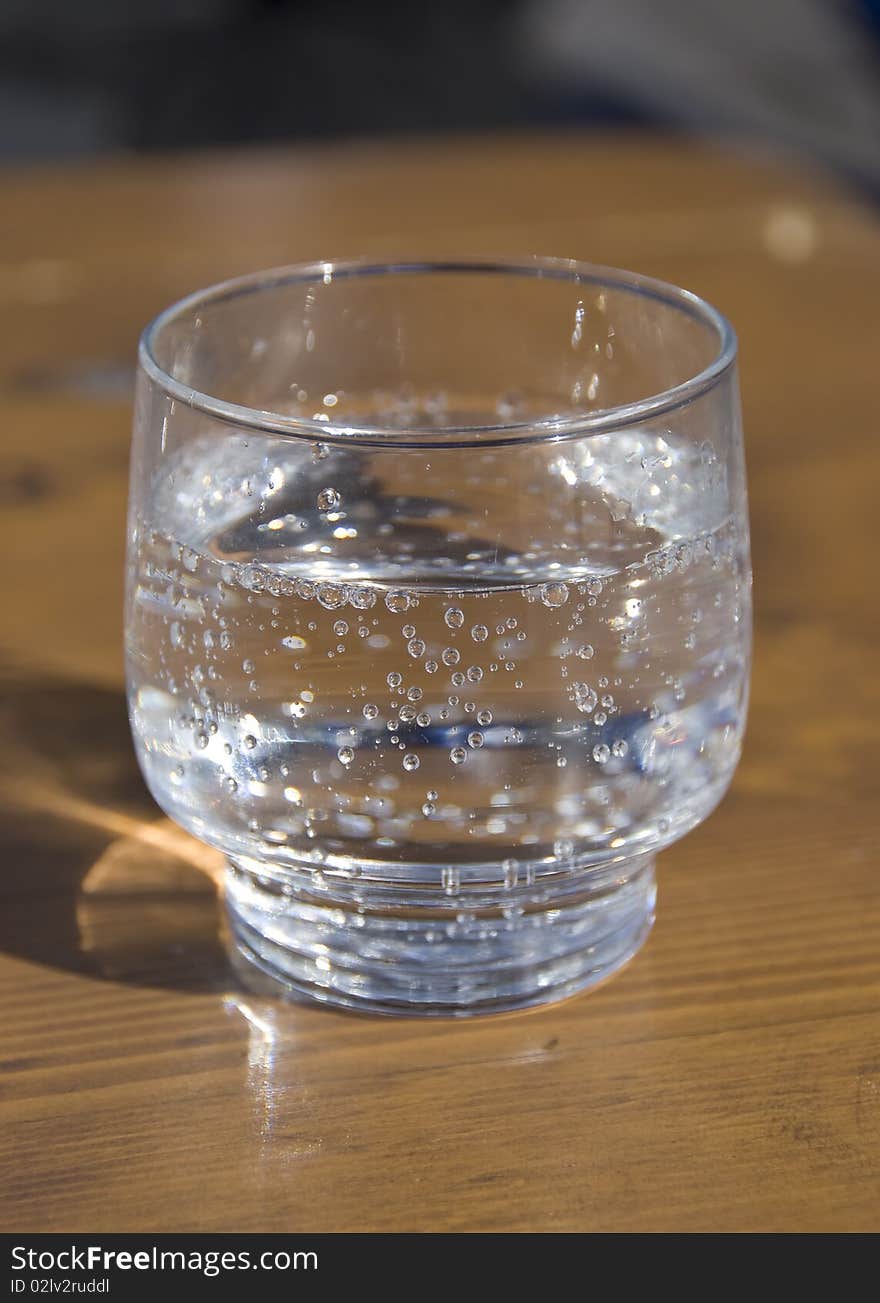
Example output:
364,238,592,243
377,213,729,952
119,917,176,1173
139,256,738,448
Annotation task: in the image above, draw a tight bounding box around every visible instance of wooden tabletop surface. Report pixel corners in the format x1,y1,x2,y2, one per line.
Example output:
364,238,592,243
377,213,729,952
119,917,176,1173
1,133,878,1233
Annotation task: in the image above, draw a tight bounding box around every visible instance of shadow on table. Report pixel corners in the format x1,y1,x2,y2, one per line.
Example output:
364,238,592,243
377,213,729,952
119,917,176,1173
0,666,234,993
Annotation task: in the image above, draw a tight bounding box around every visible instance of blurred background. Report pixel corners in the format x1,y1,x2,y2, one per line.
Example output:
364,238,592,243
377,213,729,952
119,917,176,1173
1,0,878,188
2,0,880,1237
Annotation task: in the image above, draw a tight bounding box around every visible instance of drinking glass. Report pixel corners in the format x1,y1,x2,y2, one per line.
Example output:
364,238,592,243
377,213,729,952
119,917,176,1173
126,258,751,1016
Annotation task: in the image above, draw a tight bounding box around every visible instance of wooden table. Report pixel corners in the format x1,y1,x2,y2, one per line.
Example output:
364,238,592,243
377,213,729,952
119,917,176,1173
1,134,878,1234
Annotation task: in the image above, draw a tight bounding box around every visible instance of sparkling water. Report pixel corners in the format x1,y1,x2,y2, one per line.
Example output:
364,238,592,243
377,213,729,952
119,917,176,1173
126,426,751,890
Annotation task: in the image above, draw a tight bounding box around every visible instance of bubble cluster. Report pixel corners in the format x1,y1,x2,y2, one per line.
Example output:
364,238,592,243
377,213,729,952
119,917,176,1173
572,682,598,713
137,488,748,905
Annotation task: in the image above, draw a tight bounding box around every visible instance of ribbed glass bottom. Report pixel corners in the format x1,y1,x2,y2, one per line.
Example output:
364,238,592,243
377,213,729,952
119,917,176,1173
225,853,656,1017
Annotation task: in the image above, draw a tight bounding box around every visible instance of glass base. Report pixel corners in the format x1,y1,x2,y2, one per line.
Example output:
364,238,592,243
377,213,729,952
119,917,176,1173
225,853,656,1017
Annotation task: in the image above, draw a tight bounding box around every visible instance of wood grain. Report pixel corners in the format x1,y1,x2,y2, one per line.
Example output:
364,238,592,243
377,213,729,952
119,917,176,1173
0,133,878,1233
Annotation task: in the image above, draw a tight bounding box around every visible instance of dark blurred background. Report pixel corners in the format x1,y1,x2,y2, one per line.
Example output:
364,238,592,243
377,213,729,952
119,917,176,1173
1,0,878,188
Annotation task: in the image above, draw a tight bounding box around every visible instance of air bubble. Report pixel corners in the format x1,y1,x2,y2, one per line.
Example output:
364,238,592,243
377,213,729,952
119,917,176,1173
471,624,489,642
451,671,465,687
317,583,347,609
362,704,378,720
402,753,420,772
422,801,436,816
466,666,483,683
442,647,460,667
398,705,416,722
592,743,611,764
243,734,257,750
576,644,594,660
477,709,493,725
450,747,467,765
444,607,464,629
387,671,402,688
407,686,423,702
425,660,439,674
348,586,377,610
611,739,628,758
385,590,411,613
467,731,484,749
313,441,330,460
416,712,431,727
407,638,426,659
317,486,341,512
337,746,355,766
333,620,349,637
540,582,569,608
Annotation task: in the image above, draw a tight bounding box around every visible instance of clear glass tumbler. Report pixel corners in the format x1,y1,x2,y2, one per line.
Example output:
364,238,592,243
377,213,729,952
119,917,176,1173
126,258,752,1016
